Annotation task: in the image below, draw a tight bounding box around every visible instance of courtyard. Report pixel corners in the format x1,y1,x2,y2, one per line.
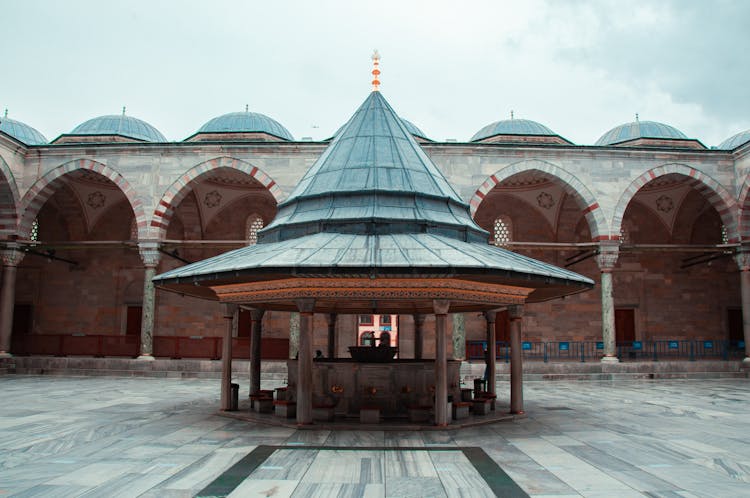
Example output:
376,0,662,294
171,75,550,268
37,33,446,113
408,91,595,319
0,376,748,497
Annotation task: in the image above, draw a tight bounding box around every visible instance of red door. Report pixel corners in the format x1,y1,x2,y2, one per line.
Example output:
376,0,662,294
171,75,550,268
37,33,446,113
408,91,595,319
728,308,743,342
615,309,636,343
126,306,142,335
495,310,510,343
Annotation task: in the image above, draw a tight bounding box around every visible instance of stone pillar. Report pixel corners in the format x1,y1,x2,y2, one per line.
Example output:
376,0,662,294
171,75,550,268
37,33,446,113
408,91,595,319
509,304,524,414
220,304,237,411
296,299,315,425
434,300,450,426
326,313,336,359
452,313,465,360
413,313,425,359
484,311,497,395
0,244,24,357
597,243,619,363
734,250,750,365
249,308,265,397
137,242,161,360
289,312,300,359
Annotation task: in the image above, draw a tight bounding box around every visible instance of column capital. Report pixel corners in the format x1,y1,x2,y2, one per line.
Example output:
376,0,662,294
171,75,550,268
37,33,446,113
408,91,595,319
483,310,497,323
433,299,450,315
596,242,619,271
138,242,161,268
1,243,24,267
413,313,426,326
295,298,315,313
508,304,524,321
249,308,265,321
223,303,238,319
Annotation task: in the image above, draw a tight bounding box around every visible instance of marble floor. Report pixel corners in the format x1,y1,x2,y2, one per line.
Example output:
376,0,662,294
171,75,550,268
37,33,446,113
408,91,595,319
0,376,748,497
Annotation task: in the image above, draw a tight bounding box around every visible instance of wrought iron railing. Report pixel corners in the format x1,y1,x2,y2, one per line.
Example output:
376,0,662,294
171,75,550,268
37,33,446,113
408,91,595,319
466,339,746,362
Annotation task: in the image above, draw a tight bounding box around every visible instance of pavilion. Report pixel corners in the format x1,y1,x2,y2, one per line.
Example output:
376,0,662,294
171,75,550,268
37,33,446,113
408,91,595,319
153,64,594,426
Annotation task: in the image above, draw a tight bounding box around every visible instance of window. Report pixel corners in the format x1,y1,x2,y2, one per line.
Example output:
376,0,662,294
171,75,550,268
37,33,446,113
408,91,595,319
245,214,264,245
360,331,375,346
380,315,391,325
30,219,39,242
493,215,512,247
359,315,373,325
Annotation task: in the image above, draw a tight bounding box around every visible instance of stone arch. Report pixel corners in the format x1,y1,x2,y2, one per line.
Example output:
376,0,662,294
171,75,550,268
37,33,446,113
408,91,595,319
150,156,283,239
0,154,20,239
18,159,147,240
470,159,608,241
736,176,750,241
612,163,739,243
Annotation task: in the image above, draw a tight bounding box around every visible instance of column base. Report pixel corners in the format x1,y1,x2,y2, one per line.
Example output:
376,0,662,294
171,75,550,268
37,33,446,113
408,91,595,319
741,356,750,368
136,354,155,361
601,355,620,364
0,351,12,358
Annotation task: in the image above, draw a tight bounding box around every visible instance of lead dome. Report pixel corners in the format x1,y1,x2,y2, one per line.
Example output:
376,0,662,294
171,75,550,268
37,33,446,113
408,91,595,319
0,114,48,145
471,117,570,144
595,120,687,146
718,129,750,150
63,114,167,143
191,111,294,141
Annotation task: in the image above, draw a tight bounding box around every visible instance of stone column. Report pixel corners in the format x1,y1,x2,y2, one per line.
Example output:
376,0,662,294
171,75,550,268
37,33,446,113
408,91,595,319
296,299,315,425
0,244,24,357
137,242,161,360
413,313,425,359
509,304,524,414
597,243,619,363
734,250,750,365
484,311,497,395
249,309,265,397
452,313,465,360
289,312,300,359
326,313,336,359
221,304,237,411
434,300,450,426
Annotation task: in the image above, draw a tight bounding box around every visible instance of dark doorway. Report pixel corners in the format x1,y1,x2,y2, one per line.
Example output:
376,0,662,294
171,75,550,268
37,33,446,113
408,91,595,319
728,308,743,342
495,310,510,343
126,306,142,336
13,304,33,335
238,309,251,338
615,308,636,343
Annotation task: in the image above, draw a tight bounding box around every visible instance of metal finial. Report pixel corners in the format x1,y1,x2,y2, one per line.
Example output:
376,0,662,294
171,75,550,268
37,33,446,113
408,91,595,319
371,50,381,92
122,106,126,116
245,104,249,112
3,109,7,119
635,113,639,122
510,110,514,120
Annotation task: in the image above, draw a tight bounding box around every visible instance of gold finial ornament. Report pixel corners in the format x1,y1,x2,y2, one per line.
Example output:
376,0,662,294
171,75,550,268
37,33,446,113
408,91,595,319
371,50,381,92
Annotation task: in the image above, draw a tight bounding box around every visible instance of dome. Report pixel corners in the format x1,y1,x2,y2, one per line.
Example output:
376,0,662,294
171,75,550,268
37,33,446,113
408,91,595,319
197,111,293,140
400,118,429,140
471,118,556,142
595,120,687,146
70,114,167,142
0,114,48,145
718,130,750,150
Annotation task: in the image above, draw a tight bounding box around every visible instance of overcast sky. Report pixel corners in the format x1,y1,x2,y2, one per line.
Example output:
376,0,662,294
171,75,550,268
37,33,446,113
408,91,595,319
2,0,748,146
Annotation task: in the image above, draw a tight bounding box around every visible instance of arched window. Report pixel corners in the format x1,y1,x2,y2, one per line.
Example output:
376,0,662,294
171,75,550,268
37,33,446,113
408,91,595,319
360,331,375,346
245,214,264,245
493,215,512,247
30,219,39,242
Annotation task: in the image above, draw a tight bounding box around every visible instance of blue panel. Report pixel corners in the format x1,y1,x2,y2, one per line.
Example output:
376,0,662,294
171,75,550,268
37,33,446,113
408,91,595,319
596,342,604,350
632,341,642,350
558,342,569,351
668,341,679,349
522,342,532,350
703,341,713,349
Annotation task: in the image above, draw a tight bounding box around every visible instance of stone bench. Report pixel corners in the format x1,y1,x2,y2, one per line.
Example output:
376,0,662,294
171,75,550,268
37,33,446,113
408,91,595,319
472,397,492,415
312,403,336,422
452,401,471,420
360,406,380,424
275,387,288,401
250,394,273,413
273,400,296,418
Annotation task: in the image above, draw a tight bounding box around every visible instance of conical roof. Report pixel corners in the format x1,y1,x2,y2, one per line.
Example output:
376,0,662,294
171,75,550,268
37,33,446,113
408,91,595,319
261,91,486,243
154,91,593,306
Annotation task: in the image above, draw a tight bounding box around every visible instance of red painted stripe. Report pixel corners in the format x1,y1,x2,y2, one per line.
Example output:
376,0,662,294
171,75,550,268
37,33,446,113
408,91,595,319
582,202,599,215
476,190,485,199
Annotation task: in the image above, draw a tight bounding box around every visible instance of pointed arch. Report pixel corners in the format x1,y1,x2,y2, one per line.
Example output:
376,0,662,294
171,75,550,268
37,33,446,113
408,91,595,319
18,159,147,240
736,175,750,241
150,156,283,239
470,159,608,241
612,163,739,243
0,154,20,239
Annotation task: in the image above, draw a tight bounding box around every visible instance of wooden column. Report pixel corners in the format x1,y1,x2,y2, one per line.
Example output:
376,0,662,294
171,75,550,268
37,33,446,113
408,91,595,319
248,308,264,397
434,300,450,426
597,243,619,363
326,313,337,359
413,313,425,359
509,304,524,414
0,244,23,357
296,299,315,425
220,304,237,411
484,311,497,395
